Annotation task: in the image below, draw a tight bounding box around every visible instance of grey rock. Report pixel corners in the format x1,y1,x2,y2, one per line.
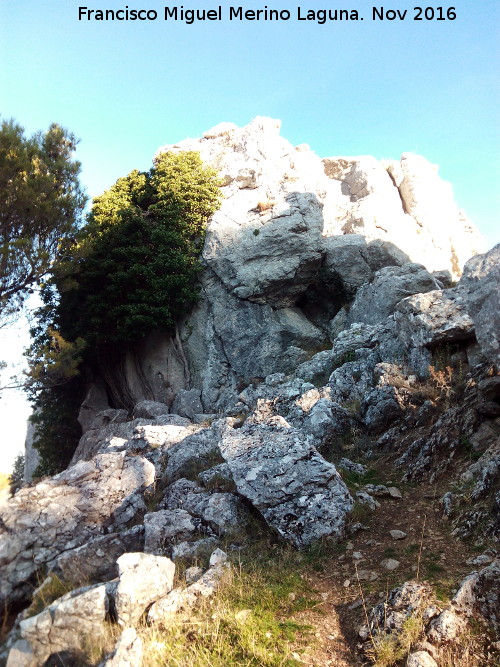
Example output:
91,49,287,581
452,560,500,630
431,270,453,288
171,538,220,562
347,263,439,326
407,651,438,667
210,548,228,566
322,235,373,294
427,608,465,643
55,527,145,585
100,627,143,667
301,397,352,442
466,341,487,367
328,308,348,341
114,552,176,627
361,386,402,433
180,272,326,413
88,408,129,431
0,452,155,607
460,243,500,366
18,583,109,665
23,418,40,483
338,458,368,475
144,509,201,556
356,491,380,510
218,418,353,547
204,191,324,308
77,381,110,434
5,639,36,667
381,558,400,571
197,462,235,491
389,530,407,540
395,287,475,350
293,349,335,385
172,389,203,420
132,400,170,419
161,423,225,483
185,567,204,584
359,580,432,639
161,478,247,536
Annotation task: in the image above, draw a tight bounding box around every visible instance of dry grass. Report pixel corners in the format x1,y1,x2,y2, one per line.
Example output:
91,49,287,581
0,472,10,491
256,200,275,212
25,574,76,618
78,544,318,666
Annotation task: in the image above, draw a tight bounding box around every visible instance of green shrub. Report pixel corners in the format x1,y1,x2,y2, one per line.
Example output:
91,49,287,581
27,151,222,474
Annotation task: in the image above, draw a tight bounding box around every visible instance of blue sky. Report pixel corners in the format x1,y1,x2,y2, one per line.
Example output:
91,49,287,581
1,0,499,243
0,0,498,471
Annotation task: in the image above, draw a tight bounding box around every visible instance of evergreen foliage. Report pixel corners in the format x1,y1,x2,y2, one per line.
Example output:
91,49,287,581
0,118,85,322
27,151,222,475
9,453,25,493
56,151,221,346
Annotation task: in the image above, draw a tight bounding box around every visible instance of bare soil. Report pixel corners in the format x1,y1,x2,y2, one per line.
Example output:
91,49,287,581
288,460,488,666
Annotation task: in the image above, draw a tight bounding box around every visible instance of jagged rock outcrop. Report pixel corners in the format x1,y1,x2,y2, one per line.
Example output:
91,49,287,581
460,243,500,366
0,453,155,607
73,117,483,417
360,561,500,663
5,119,498,666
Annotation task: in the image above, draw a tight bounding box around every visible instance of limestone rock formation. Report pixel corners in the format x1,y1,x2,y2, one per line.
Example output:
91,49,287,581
0,453,155,607
460,243,500,366
72,117,484,416
3,118,498,666
218,417,354,547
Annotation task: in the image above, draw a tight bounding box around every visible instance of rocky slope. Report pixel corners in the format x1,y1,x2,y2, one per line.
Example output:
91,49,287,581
68,117,484,423
2,119,498,666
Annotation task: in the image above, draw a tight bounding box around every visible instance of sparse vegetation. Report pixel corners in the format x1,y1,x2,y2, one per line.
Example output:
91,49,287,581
367,613,425,667
79,543,318,667
8,453,25,493
25,574,75,619
256,200,275,212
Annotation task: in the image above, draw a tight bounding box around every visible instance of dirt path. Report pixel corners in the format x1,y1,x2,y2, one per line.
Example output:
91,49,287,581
289,463,482,666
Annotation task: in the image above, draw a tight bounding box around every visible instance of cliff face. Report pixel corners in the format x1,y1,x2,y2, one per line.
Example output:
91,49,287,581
2,119,498,667
78,117,485,419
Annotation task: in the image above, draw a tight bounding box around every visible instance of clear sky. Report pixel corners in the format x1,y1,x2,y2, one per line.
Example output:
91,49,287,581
0,0,499,471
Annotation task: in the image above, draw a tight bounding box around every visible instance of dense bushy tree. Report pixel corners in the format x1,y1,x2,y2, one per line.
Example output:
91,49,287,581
56,151,221,346
0,118,85,322
27,150,222,474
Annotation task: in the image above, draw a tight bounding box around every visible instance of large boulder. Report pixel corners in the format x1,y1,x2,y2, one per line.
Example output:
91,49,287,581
217,417,353,547
0,453,155,607
54,527,145,585
114,552,176,627
14,583,109,666
460,243,500,366
322,234,408,296
395,287,475,349
346,263,439,326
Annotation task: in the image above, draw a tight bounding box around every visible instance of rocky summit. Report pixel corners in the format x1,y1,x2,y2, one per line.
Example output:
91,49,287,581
1,118,498,666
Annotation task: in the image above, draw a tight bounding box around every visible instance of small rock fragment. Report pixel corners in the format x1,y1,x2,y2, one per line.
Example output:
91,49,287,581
389,530,407,540
381,558,400,571
209,548,228,566
407,651,438,667
185,567,203,584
